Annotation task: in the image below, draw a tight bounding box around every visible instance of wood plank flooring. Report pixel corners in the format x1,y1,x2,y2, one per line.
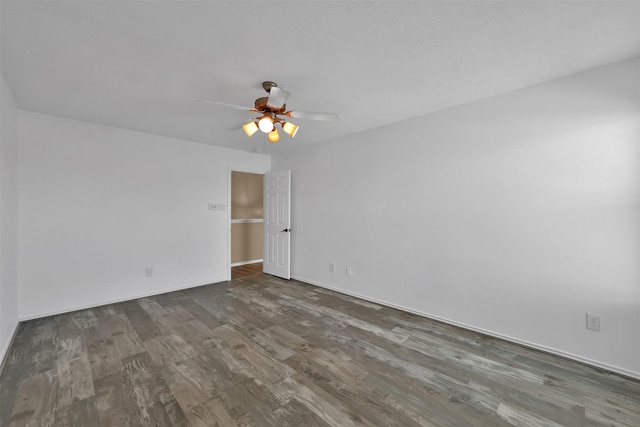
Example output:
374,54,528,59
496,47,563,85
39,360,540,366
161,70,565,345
231,262,263,280
1,274,639,426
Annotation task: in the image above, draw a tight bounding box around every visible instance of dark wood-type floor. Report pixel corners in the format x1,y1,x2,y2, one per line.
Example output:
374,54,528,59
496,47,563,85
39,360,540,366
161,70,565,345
231,262,263,280
1,275,639,426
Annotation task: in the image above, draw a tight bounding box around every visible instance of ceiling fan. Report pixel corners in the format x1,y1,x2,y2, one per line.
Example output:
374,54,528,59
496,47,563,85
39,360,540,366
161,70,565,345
201,81,339,143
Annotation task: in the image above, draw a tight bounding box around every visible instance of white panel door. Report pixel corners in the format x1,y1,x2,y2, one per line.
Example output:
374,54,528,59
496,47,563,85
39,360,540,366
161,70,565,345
263,170,291,279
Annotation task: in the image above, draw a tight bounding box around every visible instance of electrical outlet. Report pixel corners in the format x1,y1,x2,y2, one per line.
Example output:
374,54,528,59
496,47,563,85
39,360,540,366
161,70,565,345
586,313,600,331
330,263,336,273
346,266,352,277
145,267,153,277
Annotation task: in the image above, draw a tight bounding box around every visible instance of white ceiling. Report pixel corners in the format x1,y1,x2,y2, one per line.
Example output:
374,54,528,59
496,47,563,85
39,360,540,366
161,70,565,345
2,1,639,154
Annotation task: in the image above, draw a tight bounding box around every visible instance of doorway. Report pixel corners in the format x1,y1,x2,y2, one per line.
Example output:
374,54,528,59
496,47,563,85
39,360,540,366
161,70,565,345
230,171,264,279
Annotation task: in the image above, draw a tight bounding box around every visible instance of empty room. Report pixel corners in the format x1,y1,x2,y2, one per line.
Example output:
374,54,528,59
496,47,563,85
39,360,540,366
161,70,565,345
1,1,639,426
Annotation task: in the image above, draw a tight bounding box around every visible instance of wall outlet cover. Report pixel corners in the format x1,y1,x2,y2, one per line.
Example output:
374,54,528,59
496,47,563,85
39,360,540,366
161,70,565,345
586,313,600,331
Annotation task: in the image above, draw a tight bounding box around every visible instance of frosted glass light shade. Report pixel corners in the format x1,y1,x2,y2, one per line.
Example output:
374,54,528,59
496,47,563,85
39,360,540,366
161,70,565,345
258,116,274,133
267,129,280,143
282,122,299,138
242,121,259,137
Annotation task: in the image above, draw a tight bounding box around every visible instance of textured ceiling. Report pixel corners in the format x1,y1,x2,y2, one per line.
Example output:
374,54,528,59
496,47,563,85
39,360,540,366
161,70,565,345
2,1,640,153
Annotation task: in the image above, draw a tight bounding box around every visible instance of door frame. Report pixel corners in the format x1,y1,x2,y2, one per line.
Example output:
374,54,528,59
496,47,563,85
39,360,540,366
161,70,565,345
227,167,268,281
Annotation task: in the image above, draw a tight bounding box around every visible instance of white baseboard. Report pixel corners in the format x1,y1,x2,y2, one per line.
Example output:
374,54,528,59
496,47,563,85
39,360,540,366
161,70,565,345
293,275,640,381
231,259,263,267
18,277,228,322
0,320,19,375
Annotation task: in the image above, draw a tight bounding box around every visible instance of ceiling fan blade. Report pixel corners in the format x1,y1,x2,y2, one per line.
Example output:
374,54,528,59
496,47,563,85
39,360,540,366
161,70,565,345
266,86,291,109
225,122,247,131
199,100,255,112
287,111,339,121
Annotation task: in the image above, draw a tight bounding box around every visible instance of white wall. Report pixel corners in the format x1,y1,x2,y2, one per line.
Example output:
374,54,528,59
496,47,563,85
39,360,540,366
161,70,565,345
0,73,20,363
273,58,640,377
18,112,270,319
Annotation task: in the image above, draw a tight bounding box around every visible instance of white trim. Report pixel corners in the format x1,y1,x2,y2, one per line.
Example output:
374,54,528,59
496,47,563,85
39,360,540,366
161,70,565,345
293,275,640,381
227,166,232,281
231,259,263,267
231,218,263,224
0,321,20,375
18,278,228,322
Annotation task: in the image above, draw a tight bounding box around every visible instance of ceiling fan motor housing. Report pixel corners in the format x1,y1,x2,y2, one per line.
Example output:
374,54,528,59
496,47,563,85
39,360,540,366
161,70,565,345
254,97,286,114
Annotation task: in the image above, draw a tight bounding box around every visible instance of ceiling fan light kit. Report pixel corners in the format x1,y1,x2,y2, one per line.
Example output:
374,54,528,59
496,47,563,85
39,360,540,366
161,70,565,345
242,121,259,137
258,115,275,133
267,128,280,143
203,81,338,144
282,121,299,138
